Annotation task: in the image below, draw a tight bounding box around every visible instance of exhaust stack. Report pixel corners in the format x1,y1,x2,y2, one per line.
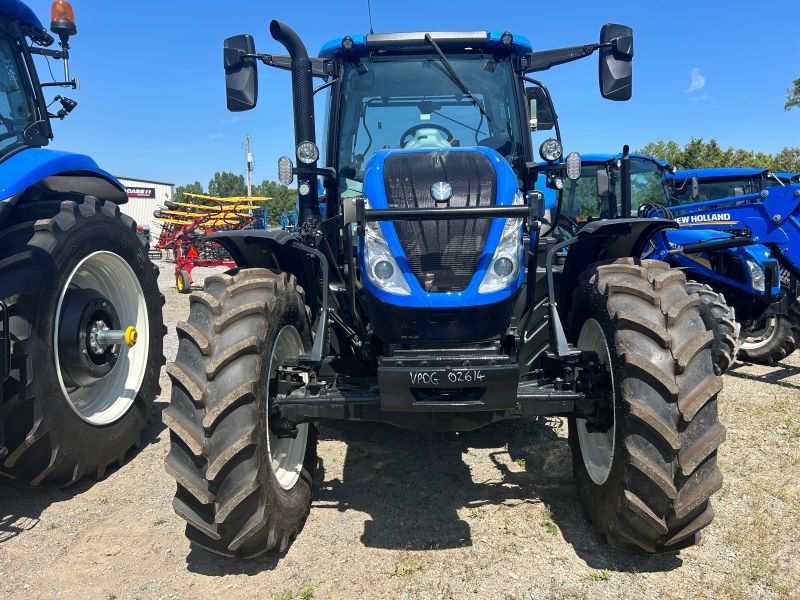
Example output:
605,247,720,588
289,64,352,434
269,20,320,222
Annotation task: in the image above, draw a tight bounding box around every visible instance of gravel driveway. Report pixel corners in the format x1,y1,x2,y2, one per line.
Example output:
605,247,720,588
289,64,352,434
1,261,798,599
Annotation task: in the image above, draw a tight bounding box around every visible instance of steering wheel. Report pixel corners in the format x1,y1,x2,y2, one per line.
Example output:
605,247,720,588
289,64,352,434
399,123,454,148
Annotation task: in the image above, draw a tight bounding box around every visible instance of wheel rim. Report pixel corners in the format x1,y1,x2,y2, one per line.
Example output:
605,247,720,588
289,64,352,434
265,325,308,491
54,251,150,426
576,318,616,486
176,274,184,291
740,317,778,351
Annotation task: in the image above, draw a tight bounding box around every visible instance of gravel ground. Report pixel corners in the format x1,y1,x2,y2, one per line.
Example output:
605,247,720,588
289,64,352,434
1,260,799,599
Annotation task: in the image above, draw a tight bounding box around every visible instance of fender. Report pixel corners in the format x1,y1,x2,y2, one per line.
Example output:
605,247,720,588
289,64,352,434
0,148,128,228
557,218,677,317
208,229,330,362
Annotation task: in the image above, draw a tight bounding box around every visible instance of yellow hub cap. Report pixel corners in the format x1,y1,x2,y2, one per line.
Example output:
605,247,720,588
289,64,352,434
125,326,138,348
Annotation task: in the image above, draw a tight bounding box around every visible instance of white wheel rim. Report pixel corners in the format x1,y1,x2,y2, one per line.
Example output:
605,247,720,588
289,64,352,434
54,251,150,426
266,325,308,491
576,318,616,486
740,317,777,351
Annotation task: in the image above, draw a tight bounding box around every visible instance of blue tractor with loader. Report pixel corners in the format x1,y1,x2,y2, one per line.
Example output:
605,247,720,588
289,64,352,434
664,167,800,364
548,152,788,372
0,0,165,484
164,20,729,557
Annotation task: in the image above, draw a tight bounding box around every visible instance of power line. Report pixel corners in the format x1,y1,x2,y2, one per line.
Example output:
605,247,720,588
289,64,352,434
565,92,785,141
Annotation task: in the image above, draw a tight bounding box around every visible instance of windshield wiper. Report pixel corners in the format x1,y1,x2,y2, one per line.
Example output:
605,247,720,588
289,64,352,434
423,33,491,124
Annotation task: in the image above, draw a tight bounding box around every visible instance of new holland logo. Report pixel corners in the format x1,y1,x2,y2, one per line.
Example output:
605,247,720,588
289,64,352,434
430,181,453,203
675,212,735,225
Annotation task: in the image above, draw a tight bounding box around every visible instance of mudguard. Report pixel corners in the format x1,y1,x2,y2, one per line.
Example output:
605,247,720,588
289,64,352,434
558,217,676,314
0,148,128,227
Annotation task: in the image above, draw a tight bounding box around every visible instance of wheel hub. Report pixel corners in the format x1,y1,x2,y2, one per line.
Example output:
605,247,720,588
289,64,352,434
58,289,122,387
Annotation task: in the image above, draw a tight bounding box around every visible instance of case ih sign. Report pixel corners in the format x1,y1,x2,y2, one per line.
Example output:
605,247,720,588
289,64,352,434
126,187,156,199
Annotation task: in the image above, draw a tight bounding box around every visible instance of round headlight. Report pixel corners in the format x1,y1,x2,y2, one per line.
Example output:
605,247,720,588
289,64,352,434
297,141,319,165
493,256,515,277
500,31,513,46
539,138,563,162
342,35,354,50
374,260,394,281
298,181,311,196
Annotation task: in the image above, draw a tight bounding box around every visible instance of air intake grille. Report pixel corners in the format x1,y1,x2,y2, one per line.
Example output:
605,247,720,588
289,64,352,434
383,151,496,292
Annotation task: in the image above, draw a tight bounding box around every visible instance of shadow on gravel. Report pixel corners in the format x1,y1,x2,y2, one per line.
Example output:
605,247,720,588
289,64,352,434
727,361,800,391
0,477,93,544
314,418,681,573
0,399,167,545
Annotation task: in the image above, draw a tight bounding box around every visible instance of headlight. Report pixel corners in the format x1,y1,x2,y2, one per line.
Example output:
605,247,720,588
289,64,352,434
539,138,563,162
479,191,524,294
744,258,765,292
362,198,411,296
296,141,319,164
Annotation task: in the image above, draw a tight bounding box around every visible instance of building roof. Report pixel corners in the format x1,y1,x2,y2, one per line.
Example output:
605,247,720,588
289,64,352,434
115,176,175,187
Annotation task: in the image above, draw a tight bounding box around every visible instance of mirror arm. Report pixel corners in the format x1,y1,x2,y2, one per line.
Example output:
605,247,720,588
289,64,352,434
524,41,617,72
245,53,331,78
29,46,66,60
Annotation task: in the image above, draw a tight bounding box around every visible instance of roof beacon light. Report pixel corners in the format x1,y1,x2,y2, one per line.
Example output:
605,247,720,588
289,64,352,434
50,0,77,39
500,31,513,46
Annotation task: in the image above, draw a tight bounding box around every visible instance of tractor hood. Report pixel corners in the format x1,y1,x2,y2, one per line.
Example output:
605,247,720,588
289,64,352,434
359,146,523,309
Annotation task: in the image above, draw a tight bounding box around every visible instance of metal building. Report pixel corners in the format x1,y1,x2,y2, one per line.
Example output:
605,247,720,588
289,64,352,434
115,176,174,235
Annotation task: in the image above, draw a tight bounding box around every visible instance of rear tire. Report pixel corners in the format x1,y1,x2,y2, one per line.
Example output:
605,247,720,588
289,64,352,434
0,195,165,485
164,268,317,557
686,281,739,375
567,258,725,553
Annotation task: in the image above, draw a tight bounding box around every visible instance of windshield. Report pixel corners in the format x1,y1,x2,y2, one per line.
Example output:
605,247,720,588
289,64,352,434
0,32,36,159
336,53,525,195
560,157,667,232
671,175,762,204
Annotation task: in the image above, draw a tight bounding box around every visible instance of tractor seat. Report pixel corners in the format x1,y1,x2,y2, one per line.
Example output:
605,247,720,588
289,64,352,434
404,128,451,149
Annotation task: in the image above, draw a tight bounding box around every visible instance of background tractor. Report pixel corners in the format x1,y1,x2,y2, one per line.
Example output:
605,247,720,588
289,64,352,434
0,0,165,484
164,20,728,558
664,167,800,364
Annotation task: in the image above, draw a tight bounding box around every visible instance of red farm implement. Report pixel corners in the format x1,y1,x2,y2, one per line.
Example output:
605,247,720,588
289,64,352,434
153,192,269,292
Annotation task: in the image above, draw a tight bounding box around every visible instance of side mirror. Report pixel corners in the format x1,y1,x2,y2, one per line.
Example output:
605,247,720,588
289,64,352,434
596,168,611,197
599,24,633,101
691,176,700,200
224,34,259,112
526,87,555,131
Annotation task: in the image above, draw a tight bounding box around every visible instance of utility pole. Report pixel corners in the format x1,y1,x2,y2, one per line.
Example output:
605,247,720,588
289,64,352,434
244,134,253,197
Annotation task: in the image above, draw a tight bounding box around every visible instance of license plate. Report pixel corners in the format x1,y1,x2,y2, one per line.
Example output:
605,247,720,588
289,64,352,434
408,368,487,387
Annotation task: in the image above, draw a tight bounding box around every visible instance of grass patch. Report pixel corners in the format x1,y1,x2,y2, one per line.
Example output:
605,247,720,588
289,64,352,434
515,458,526,468
99,498,109,505
543,519,558,535
152,518,167,526
299,584,314,600
588,569,612,582
273,593,292,600
391,560,424,577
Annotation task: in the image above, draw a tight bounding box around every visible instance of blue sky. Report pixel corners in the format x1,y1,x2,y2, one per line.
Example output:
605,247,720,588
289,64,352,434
24,0,800,186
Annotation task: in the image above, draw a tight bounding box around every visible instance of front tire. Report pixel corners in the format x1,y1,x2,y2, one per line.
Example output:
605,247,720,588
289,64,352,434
164,268,317,558
738,299,799,364
0,195,165,484
686,281,739,375
568,258,725,553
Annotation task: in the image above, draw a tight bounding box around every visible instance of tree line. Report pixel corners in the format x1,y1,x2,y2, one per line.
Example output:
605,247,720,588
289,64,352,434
174,172,296,226
637,139,799,173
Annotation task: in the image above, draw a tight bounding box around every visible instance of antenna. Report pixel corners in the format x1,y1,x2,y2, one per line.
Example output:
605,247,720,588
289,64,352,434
367,0,375,34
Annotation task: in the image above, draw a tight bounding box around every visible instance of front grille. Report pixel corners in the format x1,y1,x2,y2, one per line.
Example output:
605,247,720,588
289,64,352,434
383,151,496,292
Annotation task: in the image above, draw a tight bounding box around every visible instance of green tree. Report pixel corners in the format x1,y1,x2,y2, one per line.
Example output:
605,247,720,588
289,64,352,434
771,147,800,172
253,179,297,225
208,171,247,198
785,78,800,111
174,180,204,202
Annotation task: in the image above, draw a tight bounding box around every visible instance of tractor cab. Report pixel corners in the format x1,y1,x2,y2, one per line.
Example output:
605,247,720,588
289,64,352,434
666,167,771,203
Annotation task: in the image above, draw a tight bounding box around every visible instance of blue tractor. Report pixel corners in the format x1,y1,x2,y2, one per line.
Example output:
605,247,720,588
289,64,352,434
665,168,800,364
549,152,786,372
164,21,728,557
0,1,165,484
